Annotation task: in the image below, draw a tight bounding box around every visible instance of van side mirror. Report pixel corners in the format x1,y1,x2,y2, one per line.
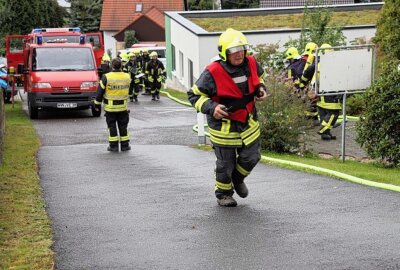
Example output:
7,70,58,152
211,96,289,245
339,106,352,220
17,64,24,75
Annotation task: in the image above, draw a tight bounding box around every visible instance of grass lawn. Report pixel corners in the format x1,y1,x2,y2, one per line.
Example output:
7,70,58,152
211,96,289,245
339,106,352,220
0,102,53,269
261,151,400,186
191,10,381,32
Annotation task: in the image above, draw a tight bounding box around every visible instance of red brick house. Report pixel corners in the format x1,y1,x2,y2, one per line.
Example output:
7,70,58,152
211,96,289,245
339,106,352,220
100,0,184,57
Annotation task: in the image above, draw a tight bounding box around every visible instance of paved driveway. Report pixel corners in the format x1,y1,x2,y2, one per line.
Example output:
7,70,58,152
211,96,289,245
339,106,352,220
26,95,400,270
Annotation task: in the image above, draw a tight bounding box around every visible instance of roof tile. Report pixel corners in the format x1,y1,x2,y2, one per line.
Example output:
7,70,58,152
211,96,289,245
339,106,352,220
100,0,184,31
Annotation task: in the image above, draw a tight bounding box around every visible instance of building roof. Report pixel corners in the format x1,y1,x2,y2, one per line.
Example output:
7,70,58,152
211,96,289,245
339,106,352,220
100,0,184,31
114,7,165,38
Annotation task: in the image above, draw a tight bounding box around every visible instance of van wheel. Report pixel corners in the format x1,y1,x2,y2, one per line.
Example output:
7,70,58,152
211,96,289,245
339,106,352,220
91,106,101,117
28,100,38,119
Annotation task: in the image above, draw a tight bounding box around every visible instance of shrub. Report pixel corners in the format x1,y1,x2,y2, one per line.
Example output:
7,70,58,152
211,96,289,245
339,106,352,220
253,44,311,154
374,0,400,61
251,43,285,71
257,69,310,153
346,94,366,116
356,60,400,167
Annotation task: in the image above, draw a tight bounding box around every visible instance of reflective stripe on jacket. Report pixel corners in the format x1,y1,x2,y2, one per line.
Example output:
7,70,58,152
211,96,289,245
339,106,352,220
102,72,131,112
208,114,260,146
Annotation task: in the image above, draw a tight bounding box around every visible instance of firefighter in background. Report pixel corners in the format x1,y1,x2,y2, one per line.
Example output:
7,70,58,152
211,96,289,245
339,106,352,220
187,28,269,207
133,49,145,93
146,51,166,101
94,58,132,152
123,52,140,102
284,47,302,82
292,42,319,123
100,53,111,74
120,51,129,68
297,42,318,89
141,49,151,95
313,43,342,140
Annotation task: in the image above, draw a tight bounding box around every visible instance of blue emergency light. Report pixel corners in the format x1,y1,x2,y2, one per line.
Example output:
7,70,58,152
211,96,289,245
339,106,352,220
79,35,86,44
37,35,43,45
69,27,81,32
31,27,81,33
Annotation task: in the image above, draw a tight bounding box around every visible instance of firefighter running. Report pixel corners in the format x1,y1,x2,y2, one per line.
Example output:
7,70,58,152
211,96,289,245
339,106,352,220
94,58,132,152
146,51,166,101
123,51,141,102
187,28,269,207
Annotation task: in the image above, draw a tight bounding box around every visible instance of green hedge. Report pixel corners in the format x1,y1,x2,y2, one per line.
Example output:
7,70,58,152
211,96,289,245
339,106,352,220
0,88,4,164
356,60,400,167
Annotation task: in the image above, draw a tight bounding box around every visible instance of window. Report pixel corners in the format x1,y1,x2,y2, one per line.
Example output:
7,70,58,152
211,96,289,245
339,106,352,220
9,37,24,53
188,59,194,86
179,51,184,79
171,44,176,71
136,3,142,12
33,47,95,71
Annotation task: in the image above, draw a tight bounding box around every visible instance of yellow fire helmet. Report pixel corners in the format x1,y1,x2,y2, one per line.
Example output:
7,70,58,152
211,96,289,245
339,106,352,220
218,28,249,61
120,52,129,63
150,51,158,58
303,42,318,55
320,43,333,52
285,47,299,60
128,51,135,59
102,53,111,62
133,48,140,55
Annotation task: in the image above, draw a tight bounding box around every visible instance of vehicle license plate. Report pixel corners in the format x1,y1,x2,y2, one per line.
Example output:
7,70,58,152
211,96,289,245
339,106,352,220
57,103,77,108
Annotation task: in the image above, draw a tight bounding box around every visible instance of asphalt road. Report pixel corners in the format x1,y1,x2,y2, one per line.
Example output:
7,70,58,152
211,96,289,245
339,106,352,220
23,93,400,270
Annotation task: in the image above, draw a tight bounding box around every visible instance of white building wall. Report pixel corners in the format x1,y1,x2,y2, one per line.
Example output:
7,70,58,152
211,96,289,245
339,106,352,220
170,20,200,90
103,31,118,58
167,9,378,92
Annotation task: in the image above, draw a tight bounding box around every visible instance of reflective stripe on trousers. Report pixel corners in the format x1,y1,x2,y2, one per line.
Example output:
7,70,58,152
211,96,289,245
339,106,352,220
214,140,261,198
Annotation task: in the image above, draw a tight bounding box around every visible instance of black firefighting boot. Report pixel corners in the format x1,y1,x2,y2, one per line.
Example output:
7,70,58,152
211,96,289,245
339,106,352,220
327,130,336,140
320,131,331,141
151,94,156,101
120,141,131,151
217,195,237,207
156,92,160,100
133,95,138,102
107,142,119,152
233,182,248,198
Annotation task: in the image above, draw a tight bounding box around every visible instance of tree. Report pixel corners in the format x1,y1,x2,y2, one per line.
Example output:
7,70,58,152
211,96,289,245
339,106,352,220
0,0,66,55
221,0,259,9
284,0,346,52
188,0,214,10
68,0,103,32
124,30,138,49
374,0,400,61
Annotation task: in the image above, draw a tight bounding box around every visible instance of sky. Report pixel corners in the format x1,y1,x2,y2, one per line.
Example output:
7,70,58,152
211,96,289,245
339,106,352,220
57,0,70,7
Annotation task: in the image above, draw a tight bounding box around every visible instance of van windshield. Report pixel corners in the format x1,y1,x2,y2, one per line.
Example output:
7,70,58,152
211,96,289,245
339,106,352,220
33,47,95,71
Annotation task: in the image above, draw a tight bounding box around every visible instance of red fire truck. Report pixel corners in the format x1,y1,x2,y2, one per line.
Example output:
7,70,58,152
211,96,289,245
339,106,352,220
6,27,104,70
6,28,104,119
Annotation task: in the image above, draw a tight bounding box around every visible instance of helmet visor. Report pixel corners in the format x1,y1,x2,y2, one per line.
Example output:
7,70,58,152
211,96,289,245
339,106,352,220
226,45,249,54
